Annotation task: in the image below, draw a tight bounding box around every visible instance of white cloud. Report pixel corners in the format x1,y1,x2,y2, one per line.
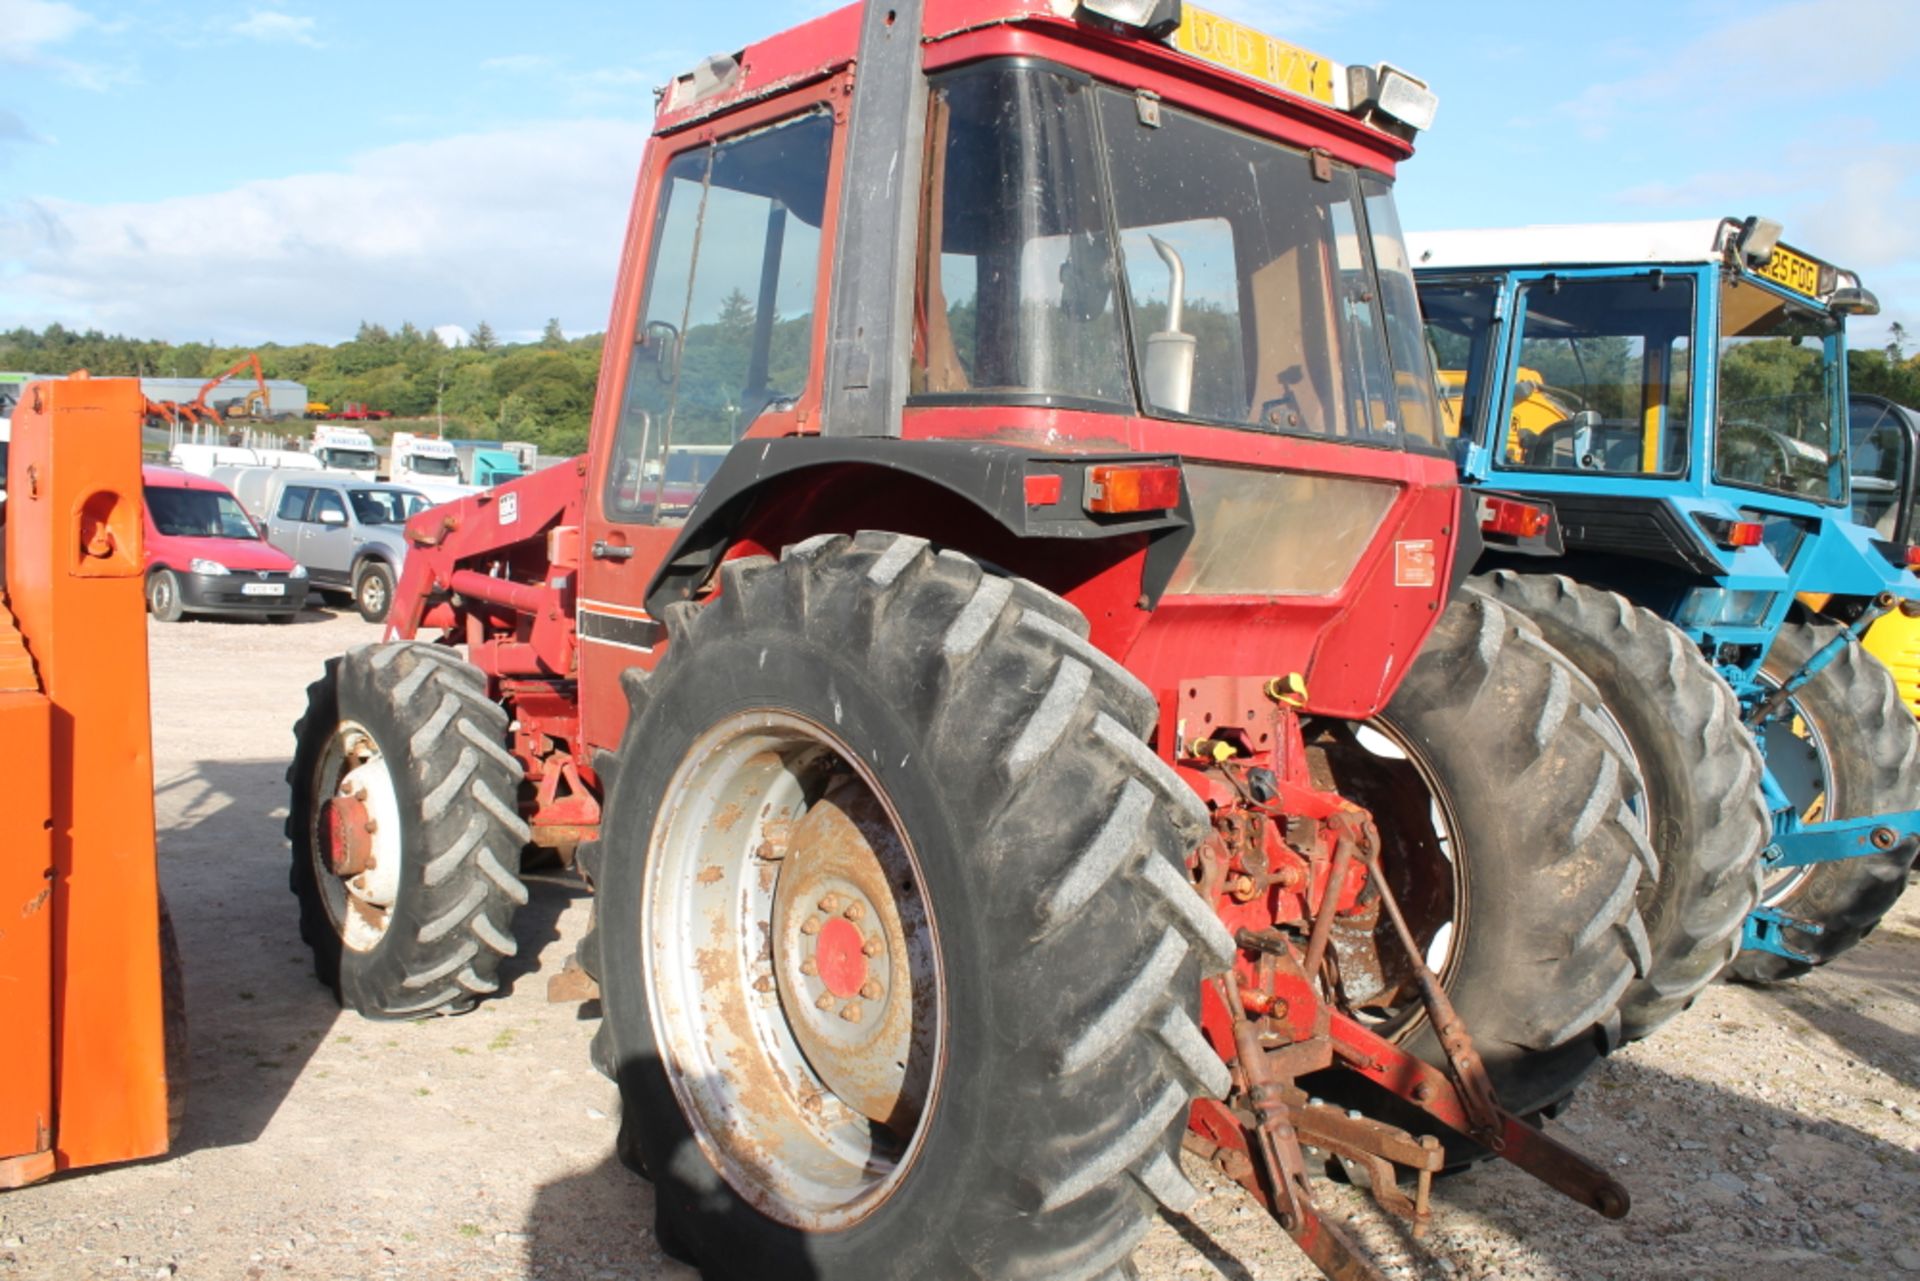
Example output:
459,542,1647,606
433,323,471,348
0,0,90,59
1561,0,1920,140
480,53,553,74
233,9,320,47
0,0,115,88
0,119,650,344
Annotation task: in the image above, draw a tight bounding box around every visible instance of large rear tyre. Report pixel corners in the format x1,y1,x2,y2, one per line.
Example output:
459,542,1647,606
1729,621,1920,982
1312,591,1653,1127
596,532,1231,1281
1472,571,1767,1040
287,641,529,1018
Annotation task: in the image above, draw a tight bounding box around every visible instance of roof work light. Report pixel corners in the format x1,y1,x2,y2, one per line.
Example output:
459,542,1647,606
1075,0,1184,38
1345,64,1438,135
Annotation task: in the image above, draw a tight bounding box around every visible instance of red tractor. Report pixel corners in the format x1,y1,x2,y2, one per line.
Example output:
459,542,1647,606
288,4,1651,1277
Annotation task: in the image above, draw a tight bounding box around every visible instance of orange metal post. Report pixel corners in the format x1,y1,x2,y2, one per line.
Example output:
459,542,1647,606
0,600,55,1188
1,375,169,1180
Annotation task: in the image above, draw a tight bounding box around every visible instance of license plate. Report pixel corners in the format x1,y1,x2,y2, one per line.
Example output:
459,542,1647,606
1171,6,1337,106
1752,244,1824,298
241,582,285,597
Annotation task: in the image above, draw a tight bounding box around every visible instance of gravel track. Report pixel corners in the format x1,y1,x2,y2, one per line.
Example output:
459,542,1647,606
1,609,1915,1281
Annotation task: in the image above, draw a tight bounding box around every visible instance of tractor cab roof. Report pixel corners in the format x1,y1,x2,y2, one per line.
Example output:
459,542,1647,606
1409,217,1875,315
653,1,1434,168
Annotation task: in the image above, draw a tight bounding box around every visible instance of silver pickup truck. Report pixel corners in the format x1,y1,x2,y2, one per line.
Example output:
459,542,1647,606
216,467,429,622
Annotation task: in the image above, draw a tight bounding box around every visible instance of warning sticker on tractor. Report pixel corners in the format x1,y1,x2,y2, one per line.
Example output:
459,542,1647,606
499,492,519,526
1394,539,1436,588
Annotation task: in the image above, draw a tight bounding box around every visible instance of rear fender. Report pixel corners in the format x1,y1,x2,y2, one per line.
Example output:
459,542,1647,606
645,439,1195,662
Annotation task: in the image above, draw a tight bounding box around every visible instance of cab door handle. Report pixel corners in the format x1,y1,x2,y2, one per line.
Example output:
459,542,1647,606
591,540,634,561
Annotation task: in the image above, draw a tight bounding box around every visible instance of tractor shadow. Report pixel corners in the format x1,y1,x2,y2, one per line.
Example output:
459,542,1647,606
1740,920,1920,1091
152,757,343,1155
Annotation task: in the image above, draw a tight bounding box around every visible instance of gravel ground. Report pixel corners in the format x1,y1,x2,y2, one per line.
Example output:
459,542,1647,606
2,607,1917,1281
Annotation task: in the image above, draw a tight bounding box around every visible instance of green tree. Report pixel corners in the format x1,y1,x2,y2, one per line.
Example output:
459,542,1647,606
471,321,498,353
541,317,566,348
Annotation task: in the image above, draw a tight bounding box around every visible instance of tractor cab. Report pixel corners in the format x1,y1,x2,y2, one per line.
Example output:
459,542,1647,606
1413,218,1915,681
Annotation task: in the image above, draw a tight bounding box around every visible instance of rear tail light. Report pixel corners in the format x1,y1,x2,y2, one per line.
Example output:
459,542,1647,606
1479,496,1550,540
1695,514,1767,550
1086,464,1182,515
1905,545,1920,569
1024,474,1063,507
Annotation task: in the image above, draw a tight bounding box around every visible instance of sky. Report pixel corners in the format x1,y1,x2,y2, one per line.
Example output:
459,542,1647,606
1,0,1916,352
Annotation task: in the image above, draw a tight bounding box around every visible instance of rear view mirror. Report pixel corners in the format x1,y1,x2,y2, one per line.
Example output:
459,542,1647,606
318,508,346,526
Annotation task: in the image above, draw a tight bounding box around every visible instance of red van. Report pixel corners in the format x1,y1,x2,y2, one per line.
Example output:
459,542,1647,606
143,465,310,622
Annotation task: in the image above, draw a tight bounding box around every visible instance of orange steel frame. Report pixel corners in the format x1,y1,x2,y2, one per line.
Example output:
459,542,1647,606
0,375,170,1188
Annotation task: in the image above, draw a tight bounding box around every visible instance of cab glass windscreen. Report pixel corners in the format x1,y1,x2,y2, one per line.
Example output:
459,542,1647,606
1494,274,1694,477
1716,280,1844,504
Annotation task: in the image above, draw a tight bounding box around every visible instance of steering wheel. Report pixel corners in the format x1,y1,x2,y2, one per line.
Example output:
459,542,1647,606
1720,422,1801,490
1521,414,1604,469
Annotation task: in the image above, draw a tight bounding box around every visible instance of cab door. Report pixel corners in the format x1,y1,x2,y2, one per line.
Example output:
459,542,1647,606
578,100,838,754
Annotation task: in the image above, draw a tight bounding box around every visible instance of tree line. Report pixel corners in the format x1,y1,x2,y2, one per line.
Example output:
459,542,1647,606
0,319,605,455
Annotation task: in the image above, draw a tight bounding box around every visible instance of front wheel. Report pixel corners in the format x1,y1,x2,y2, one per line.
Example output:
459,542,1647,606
1729,621,1920,982
287,641,529,1017
354,561,395,623
148,569,186,623
596,533,1230,1281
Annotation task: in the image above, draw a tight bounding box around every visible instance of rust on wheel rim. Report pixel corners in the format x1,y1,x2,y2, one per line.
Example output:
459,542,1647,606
642,710,945,1231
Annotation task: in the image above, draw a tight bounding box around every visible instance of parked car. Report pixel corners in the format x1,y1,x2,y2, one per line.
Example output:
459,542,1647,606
249,471,428,622
141,465,309,623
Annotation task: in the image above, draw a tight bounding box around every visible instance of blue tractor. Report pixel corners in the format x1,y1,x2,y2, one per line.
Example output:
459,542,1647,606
1408,216,1920,1037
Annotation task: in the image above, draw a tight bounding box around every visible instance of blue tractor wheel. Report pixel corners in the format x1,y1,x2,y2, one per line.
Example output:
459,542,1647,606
1730,621,1920,981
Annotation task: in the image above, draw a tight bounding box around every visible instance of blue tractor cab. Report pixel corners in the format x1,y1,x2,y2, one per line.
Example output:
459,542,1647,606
1412,216,1920,989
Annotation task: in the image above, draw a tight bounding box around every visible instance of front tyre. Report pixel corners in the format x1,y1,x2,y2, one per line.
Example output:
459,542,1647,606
287,641,529,1018
148,569,186,623
1729,621,1920,982
597,533,1232,1281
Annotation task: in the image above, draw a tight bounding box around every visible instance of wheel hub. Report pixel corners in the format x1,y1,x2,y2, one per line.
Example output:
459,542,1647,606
311,723,406,952
319,794,376,877
770,782,922,1128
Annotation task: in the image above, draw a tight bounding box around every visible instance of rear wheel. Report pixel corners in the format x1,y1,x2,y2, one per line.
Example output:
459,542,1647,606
354,561,395,623
287,641,529,1017
597,532,1230,1281
1311,591,1653,1127
1472,571,1767,1040
1729,621,1920,982
148,569,186,623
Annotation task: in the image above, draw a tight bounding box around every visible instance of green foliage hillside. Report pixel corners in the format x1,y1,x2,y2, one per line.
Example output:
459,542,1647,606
0,320,605,455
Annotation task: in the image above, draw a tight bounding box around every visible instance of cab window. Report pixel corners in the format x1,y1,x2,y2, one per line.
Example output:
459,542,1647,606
311,490,348,524
1496,275,1694,475
277,486,314,521
604,110,833,524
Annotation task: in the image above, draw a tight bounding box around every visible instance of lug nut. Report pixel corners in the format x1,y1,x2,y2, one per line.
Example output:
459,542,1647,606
815,993,835,1010
859,980,882,1000
753,975,774,993
843,900,866,922
839,1003,864,1023
364,819,379,835
862,936,883,957
800,958,818,977
819,893,843,913
800,916,822,936
1413,1081,1435,1103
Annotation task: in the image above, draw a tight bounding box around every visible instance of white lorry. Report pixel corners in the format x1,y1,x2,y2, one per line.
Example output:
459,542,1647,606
387,431,478,504
310,424,382,480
